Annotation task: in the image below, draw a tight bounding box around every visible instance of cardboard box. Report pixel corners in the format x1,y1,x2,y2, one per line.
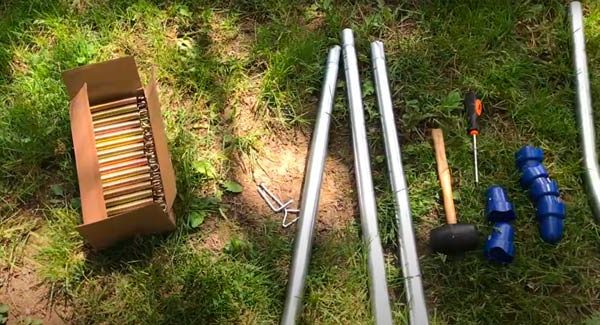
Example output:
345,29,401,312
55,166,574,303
62,57,177,250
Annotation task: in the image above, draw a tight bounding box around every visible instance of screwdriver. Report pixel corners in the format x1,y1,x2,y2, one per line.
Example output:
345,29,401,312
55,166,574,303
464,92,483,184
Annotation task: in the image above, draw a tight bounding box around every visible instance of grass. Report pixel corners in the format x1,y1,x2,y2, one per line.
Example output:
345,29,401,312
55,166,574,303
2,0,600,324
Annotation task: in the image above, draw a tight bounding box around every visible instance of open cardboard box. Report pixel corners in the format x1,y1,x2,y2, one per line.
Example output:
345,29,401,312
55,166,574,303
62,57,177,250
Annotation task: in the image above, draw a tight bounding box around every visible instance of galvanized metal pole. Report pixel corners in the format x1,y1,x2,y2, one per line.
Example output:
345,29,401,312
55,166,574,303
569,2,600,220
281,46,341,325
341,29,393,325
371,41,429,325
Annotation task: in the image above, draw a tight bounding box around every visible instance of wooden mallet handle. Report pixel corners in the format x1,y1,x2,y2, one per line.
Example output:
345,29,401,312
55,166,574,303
432,129,457,225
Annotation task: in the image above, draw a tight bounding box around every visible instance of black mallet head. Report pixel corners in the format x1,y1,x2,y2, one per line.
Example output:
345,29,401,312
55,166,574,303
429,223,480,255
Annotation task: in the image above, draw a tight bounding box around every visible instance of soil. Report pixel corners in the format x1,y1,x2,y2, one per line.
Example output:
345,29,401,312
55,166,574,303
0,253,70,325
227,127,357,234
192,217,235,253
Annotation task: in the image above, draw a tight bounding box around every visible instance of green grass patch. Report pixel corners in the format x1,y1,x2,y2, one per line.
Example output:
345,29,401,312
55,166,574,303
1,0,600,324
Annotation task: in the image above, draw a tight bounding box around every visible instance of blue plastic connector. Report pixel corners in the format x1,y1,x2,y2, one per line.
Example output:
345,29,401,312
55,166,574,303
529,177,560,203
515,145,565,244
515,145,544,169
536,195,566,219
519,162,549,188
484,222,515,264
485,186,516,223
536,195,565,244
538,216,564,244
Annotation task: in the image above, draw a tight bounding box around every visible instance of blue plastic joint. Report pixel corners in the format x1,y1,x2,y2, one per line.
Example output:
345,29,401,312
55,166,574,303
529,177,560,203
536,195,565,244
486,186,516,223
519,162,549,188
515,145,565,244
515,145,544,169
484,222,515,264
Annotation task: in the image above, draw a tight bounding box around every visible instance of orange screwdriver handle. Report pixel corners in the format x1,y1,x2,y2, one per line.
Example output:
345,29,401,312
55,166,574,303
465,92,482,136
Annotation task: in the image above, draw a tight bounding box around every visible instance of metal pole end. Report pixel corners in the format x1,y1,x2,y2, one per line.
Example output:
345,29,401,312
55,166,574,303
570,1,585,41
370,41,385,60
341,28,354,47
327,45,341,64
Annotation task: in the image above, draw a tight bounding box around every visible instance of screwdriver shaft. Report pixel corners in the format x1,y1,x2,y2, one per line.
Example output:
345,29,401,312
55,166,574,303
473,134,479,184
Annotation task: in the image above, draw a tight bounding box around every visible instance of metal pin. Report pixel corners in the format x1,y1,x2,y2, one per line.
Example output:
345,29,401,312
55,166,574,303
103,180,153,199
90,97,137,113
282,208,300,228
93,111,140,127
105,189,154,207
100,165,150,182
98,150,146,166
92,104,138,120
95,134,144,150
102,173,152,191
257,183,293,212
97,142,145,159
94,120,141,134
106,197,154,217
95,127,143,142
99,157,148,174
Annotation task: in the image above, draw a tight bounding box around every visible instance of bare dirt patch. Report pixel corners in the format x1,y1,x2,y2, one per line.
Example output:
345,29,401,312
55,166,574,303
1,266,67,325
228,128,356,233
190,218,236,253
0,241,71,325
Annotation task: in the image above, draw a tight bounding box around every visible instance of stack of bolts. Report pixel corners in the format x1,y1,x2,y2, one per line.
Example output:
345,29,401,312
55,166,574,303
515,146,566,244
92,94,165,217
484,186,516,264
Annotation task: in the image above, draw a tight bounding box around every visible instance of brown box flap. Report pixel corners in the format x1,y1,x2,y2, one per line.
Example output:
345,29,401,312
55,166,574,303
77,203,176,250
69,84,107,224
62,56,142,106
145,79,177,210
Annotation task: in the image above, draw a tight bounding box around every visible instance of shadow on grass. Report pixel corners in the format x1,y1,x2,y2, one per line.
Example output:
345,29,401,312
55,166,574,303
63,213,291,323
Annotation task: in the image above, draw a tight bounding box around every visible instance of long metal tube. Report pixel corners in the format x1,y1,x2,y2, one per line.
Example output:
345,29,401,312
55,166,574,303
281,46,341,325
570,2,600,220
342,29,393,325
371,41,429,325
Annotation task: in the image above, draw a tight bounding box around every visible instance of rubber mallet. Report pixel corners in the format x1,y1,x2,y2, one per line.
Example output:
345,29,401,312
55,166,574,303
429,129,480,254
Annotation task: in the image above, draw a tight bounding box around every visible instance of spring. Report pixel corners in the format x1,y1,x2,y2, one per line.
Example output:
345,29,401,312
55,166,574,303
136,90,167,212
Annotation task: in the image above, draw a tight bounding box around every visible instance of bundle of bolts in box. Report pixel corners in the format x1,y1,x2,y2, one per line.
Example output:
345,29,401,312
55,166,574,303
93,92,166,216
516,145,566,244
62,56,177,250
